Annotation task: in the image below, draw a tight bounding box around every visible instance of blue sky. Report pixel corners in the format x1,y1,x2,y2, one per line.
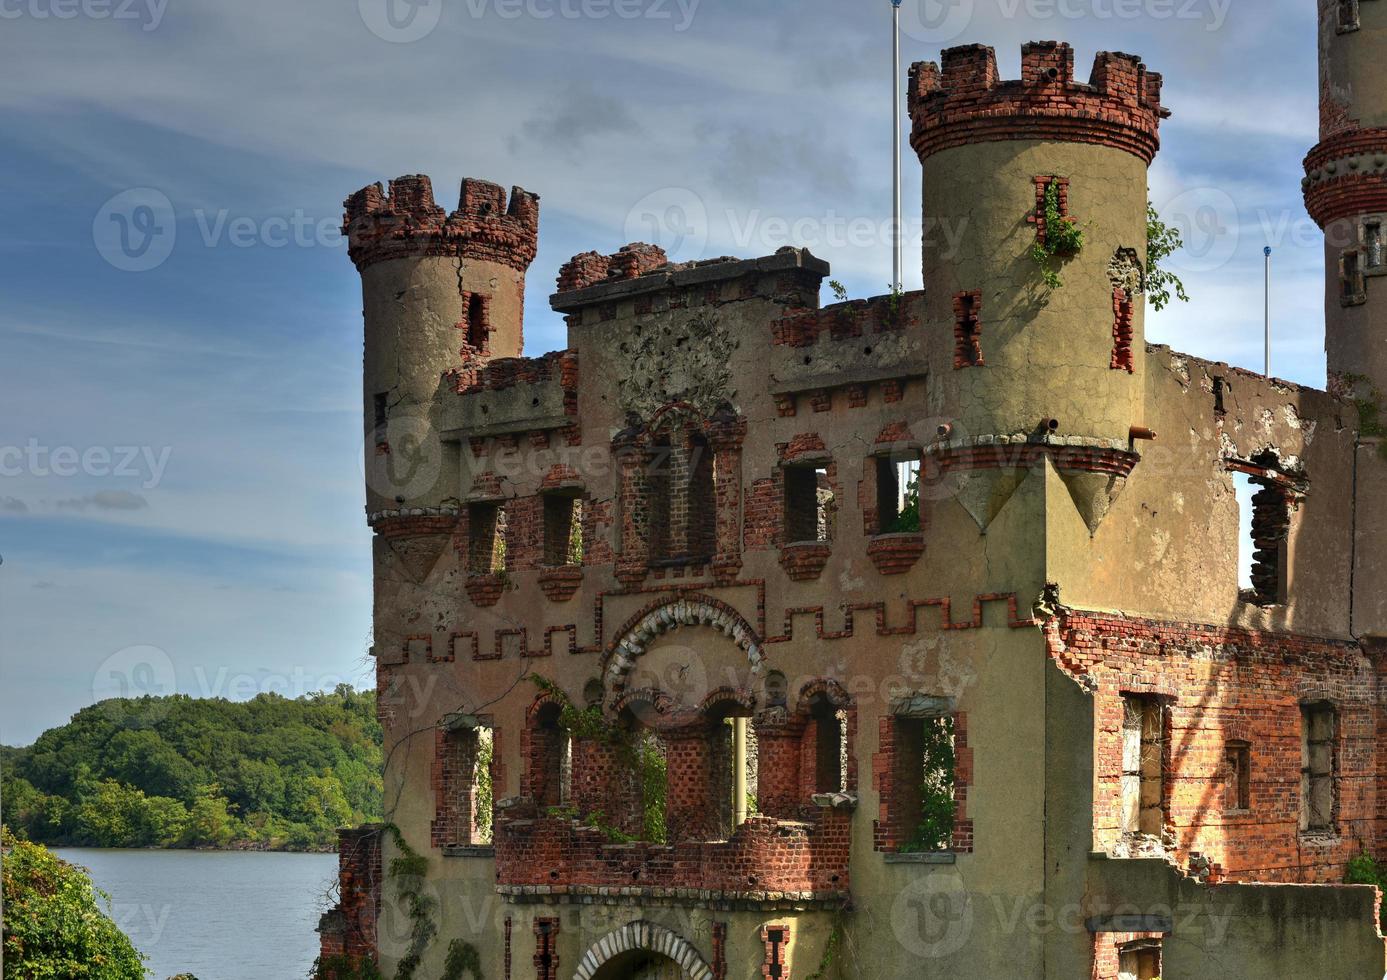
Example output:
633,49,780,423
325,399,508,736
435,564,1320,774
0,0,1323,744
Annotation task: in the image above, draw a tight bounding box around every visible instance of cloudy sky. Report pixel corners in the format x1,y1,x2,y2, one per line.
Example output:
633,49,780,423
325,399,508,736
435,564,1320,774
0,0,1323,744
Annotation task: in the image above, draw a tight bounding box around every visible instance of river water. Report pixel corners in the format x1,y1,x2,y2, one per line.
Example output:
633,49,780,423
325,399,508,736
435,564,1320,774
54,848,337,980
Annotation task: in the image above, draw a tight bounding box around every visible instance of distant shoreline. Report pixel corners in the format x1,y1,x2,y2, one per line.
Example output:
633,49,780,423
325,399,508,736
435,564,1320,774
50,842,337,855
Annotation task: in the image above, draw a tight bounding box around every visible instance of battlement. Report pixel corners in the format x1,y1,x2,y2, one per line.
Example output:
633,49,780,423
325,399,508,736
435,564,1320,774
909,41,1168,165
342,174,539,272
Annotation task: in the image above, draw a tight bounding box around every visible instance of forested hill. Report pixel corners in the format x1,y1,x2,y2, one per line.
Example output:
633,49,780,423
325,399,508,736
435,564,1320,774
0,686,381,851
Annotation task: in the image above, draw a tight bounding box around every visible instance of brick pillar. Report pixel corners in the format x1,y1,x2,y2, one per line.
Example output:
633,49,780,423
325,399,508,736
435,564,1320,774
614,430,649,585
709,408,748,584
318,825,382,975
755,709,807,819
664,719,718,842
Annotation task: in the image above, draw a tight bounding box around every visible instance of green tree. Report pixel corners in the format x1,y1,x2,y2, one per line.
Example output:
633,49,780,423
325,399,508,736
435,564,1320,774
1,826,147,978
1145,203,1190,312
181,789,239,848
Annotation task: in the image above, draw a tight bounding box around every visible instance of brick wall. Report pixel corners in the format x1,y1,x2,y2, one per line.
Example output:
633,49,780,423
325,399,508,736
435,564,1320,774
1046,609,1375,882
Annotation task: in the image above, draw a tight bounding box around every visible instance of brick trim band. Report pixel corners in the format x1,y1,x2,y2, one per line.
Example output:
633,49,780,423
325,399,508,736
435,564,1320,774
1304,172,1387,228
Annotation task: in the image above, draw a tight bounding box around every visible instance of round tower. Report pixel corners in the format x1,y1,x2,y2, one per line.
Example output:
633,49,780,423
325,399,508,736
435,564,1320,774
1303,0,1387,395
908,42,1166,531
343,175,539,514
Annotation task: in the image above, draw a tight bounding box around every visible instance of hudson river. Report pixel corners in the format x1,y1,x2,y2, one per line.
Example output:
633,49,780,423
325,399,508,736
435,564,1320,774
55,848,337,980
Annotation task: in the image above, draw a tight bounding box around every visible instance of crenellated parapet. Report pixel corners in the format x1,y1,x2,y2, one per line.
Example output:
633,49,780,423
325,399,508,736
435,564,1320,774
909,41,1168,165
343,174,539,272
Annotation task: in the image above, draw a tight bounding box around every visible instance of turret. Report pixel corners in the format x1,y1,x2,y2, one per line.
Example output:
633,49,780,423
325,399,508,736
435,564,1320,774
343,175,539,514
1303,2,1387,640
1303,0,1387,395
908,42,1166,531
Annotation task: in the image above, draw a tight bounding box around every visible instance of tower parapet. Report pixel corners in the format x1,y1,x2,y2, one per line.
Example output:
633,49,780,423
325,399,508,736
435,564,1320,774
909,41,1167,165
344,175,539,273
347,174,540,514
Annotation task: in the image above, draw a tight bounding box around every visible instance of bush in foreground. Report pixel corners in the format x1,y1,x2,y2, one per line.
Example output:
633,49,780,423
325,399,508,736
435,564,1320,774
1,826,146,979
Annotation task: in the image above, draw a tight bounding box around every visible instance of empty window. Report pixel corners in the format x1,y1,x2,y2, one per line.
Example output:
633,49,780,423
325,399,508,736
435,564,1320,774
1225,739,1251,811
810,697,848,794
687,432,715,559
784,466,834,543
1121,695,1164,837
647,436,674,560
532,703,571,809
953,290,983,368
372,392,389,448
875,455,921,534
1236,463,1292,605
635,728,668,843
1118,940,1161,980
1366,220,1383,268
708,704,756,838
895,714,956,852
434,722,494,847
466,293,488,351
1301,703,1336,833
543,493,583,566
468,502,506,575
647,430,715,563
1344,248,1365,303
761,926,788,980
1339,0,1360,31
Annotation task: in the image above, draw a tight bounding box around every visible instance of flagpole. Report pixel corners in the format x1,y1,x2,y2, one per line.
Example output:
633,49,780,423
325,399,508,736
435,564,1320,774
892,0,903,293
1264,246,1272,376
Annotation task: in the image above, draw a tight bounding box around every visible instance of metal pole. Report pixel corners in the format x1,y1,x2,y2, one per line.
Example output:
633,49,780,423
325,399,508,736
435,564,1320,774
733,717,748,826
1264,246,1272,376
892,0,903,293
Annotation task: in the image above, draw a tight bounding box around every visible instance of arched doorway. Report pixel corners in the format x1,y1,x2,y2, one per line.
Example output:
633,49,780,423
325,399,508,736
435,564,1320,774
572,921,713,980
591,949,683,980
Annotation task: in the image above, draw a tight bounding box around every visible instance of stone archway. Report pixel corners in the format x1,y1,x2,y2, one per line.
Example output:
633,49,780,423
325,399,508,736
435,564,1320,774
604,596,764,699
572,921,714,980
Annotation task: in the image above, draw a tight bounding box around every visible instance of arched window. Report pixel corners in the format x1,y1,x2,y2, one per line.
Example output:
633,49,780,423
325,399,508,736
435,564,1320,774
529,701,571,809
809,695,848,794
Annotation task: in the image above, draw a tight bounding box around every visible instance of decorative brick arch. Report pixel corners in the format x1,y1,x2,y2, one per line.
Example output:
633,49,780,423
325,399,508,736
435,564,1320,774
572,921,713,980
604,595,765,698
